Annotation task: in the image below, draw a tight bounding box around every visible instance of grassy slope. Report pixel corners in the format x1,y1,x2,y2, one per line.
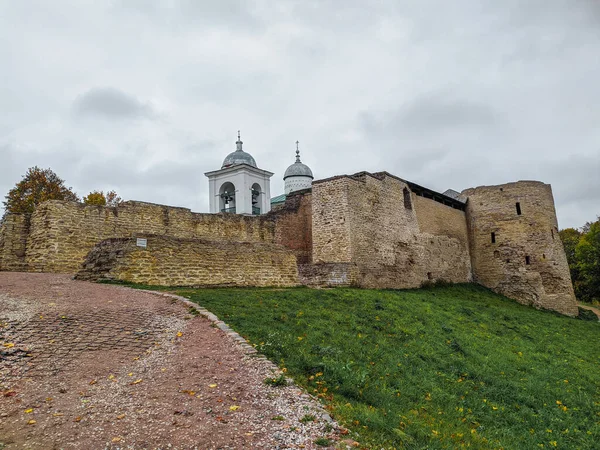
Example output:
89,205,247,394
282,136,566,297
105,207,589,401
168,284,599,449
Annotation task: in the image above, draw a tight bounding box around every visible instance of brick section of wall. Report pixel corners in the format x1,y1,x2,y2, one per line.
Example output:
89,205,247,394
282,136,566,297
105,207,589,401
413,195,470,247
462,181,578,316
312,173,472,289
75,234,298,287
298,263,359,287
24,200,276,273
269,190,313,264
0,214,29,271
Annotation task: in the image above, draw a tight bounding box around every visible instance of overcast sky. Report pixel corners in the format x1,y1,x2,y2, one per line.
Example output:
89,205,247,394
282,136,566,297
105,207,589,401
1,0,598,228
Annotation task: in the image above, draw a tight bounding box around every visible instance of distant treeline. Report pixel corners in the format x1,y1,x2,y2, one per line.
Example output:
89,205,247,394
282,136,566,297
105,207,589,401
559,217,600,304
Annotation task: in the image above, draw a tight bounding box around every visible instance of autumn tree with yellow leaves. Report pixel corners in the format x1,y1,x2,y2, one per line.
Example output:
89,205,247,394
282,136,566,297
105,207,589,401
83,190,122,207
2,166,79,218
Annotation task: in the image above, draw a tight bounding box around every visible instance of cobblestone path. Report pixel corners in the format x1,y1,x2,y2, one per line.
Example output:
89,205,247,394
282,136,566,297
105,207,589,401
0,273,338,449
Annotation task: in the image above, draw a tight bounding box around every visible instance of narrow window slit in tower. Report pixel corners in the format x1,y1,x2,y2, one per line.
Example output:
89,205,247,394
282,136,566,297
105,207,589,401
516,202,522,215
525,255,530,265
403,187,412,210
491,232,496,243
551,229,554,240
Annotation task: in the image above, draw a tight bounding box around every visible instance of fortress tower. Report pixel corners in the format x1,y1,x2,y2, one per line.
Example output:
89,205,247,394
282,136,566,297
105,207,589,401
462,181,577,316
205,132,273,215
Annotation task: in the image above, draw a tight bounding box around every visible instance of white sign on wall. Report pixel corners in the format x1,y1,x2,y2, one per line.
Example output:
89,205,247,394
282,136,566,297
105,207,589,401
136,238,147,248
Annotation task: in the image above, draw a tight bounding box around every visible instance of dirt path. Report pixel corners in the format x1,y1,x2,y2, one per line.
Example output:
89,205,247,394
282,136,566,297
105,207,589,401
579,303,600,319
0,273,339,449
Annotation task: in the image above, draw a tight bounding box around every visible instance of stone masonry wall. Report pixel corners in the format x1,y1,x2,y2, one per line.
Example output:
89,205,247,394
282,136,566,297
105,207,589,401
311,177,353,263
24,200,276,273
413,195,469,247
298,263,359,287
269,190,313,264
76,234,298,287
0,214,29,271
312,173,472,289
462,181,578,316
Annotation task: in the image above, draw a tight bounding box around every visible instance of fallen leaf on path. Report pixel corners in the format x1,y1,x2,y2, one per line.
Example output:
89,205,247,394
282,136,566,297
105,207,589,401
89,379,97,385
24,408,33,413
130,379,143,385
176,331,183,337
2,343,14,348
112,437,121,443
27,420,36,425
74,416,82,422
229,405,240,411
116,414,126,420
208,384,217,388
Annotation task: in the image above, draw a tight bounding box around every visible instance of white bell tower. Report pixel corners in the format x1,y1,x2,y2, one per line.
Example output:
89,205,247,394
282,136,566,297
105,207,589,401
204,132,273,215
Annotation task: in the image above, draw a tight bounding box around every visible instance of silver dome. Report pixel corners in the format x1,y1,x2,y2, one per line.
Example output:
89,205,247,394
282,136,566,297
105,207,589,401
284,161,313,179
283,146,313,180
222,150,257,168
221,134,257,168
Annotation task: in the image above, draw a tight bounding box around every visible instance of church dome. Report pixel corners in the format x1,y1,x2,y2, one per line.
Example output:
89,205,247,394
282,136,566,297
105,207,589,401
283,144,313,180
222,133,257,168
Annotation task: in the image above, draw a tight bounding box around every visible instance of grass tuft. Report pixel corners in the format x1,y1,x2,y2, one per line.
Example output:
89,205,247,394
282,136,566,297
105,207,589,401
314,437,332,446
263,374,288,387
300,414,316,423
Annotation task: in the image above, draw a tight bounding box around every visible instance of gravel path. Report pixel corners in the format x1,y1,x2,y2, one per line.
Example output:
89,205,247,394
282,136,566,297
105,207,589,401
0,273,342,449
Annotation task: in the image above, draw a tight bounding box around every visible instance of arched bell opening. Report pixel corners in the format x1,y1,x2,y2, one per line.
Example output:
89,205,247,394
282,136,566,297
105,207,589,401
219,182,236,213
251,183,262,215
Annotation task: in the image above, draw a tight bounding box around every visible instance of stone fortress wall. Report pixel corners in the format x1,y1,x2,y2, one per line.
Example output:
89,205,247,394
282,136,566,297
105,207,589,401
0,171,578,315
0,214,29,272
15,200,278,274
76,234,298,287
311,172,472,289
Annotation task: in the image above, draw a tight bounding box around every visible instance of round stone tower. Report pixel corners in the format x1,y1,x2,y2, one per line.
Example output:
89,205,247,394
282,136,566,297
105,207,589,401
462,180,578,316
284,141,313,194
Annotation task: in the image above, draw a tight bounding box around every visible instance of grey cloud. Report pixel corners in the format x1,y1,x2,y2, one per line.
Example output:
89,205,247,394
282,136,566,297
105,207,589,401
361,93,499,136
114,0,265,32
1,0,599,230
72,88,156,120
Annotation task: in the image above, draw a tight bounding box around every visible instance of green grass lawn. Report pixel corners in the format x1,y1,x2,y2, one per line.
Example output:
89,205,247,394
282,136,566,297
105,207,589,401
159,284,598,449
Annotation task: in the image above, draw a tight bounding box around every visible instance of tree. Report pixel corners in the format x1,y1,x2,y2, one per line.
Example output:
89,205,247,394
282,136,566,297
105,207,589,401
3,166,79,217
82,190,122,207
575,220,600,303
